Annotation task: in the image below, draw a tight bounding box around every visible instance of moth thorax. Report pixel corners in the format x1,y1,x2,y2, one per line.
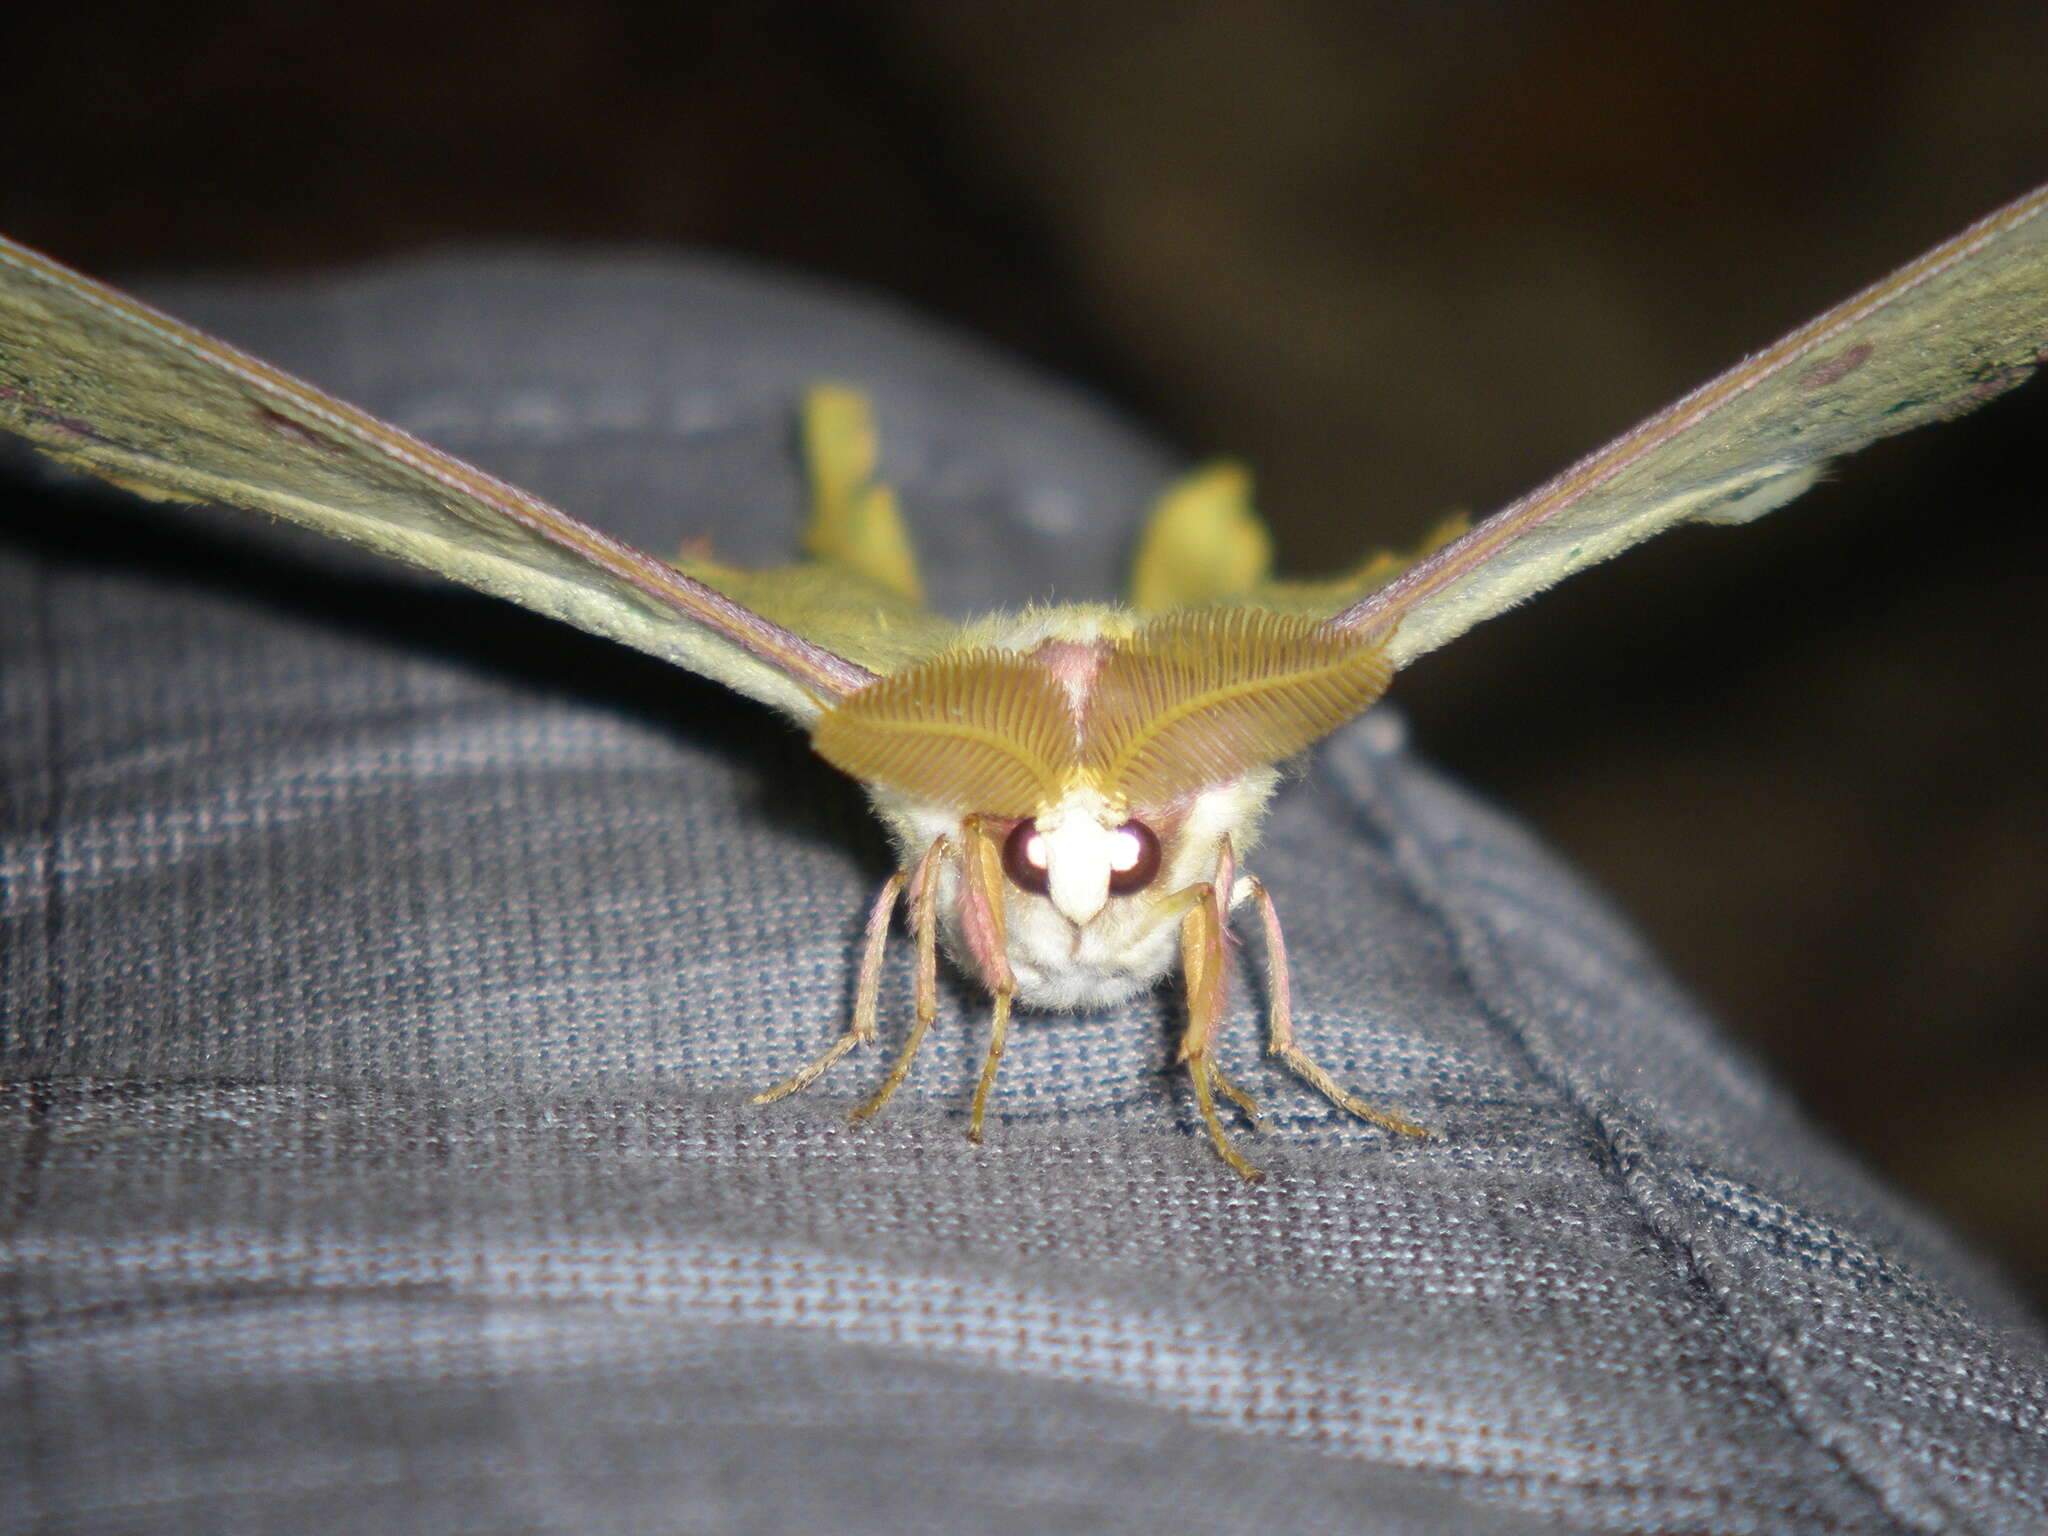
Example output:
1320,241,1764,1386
1005,787,1161,927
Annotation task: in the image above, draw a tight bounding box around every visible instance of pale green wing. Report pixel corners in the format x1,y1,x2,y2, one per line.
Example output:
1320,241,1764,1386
1125,459,1465,618
671,384,963,676
1332,183,2048,667
0,235,876,720
674,556,962,676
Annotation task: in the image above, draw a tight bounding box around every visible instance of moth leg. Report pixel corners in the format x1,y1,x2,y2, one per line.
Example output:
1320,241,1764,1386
1246,877,1430,1140
1176,875,1263,1182
966,993,1013,1145
850,838,947,1123
1208,1061,1264,1127
750,867,907,1105
955,816,1020,1144
1191,840,1263,1128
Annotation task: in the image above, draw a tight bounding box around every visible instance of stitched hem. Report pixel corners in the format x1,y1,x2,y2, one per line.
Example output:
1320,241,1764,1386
1326,732,1964,1534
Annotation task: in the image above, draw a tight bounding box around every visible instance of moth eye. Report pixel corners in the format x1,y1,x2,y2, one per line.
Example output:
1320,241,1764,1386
1106,819,1162,896
1000,819,1051,895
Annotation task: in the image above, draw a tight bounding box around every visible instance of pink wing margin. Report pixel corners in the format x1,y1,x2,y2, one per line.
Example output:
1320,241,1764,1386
0,234,877,710
1332,182,2048,662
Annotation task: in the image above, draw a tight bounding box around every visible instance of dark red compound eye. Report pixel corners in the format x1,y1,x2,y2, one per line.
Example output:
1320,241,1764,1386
1001,819,1051,895
1107,819,1162,895
1000,817,1162,897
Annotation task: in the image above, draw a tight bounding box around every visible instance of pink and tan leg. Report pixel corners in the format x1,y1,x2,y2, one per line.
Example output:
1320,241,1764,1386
1245,876,1429,1139
1174,839,1266,1180
953,816,1019,1143
752,865,908,1105
850,838,948,1123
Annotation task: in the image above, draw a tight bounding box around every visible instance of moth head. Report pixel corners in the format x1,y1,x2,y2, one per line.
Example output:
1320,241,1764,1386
998,786,1163,927
812,608,1392,929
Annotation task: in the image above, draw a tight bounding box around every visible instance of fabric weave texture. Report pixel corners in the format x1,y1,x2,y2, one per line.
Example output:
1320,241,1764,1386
1,253,2043,1534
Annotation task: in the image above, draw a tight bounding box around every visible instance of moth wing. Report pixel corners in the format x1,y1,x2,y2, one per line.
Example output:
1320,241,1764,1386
1329,183,2048,668
0,235,877,720
668,384,965,677
1127,459,1466,618
669,555,964,678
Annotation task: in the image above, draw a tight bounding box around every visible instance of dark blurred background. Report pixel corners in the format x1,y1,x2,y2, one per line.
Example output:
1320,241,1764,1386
7,0,2043,1306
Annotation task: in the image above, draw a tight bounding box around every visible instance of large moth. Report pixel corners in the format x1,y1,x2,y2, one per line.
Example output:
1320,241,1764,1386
2,186,2044,1180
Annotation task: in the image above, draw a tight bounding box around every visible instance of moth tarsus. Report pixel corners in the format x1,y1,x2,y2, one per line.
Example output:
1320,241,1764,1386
2,183,2043,1179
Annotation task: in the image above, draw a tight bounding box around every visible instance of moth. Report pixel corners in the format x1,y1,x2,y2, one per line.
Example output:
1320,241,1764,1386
2,185,2045,1180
